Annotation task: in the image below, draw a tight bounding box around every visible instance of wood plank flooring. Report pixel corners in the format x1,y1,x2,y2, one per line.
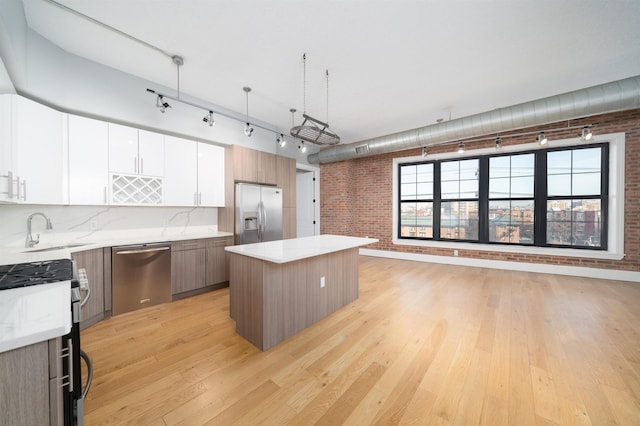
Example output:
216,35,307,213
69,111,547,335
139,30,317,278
81,256,640,425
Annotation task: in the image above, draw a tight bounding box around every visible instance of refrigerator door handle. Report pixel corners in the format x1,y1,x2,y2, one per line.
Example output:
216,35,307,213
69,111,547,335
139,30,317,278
257,201,263,241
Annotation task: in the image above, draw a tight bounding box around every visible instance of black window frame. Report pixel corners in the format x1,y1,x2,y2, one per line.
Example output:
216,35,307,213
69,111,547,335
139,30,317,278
397,142,609,251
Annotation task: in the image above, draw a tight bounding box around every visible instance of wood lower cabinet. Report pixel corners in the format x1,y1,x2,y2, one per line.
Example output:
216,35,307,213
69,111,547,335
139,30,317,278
172,237,233,296
71,249,105,329
171,239,207,294
206,237,234,286
0,338,63,426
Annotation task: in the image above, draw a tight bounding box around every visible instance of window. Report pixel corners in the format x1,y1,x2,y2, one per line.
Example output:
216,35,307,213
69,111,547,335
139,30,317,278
397,143,608,250
399,163,433,238
488,153,535,244
545,147,606,248
440,159,479,241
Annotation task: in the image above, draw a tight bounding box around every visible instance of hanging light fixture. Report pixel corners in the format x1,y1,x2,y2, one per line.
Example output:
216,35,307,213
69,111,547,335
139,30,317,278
243,87,254,137
277,133,286,147
457,142,465,153
203,111,215,127
495,136,503,150
536,131,548,145
581,126,593,141
290,53,340,146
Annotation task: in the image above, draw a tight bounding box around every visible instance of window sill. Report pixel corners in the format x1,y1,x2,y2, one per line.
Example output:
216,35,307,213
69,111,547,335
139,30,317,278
392,238,625,261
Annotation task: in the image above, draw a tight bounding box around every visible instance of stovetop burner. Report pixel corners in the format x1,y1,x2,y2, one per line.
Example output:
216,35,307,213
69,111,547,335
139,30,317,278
0,259,73,290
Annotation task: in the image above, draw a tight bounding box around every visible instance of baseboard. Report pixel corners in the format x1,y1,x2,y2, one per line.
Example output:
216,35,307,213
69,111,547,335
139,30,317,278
358,248,640,283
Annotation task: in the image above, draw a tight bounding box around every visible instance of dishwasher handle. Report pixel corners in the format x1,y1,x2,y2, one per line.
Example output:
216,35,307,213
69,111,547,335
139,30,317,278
116,246,170,255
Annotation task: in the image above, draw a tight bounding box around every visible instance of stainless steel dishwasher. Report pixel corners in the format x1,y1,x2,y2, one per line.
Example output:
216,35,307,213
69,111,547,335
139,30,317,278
112,243,171,316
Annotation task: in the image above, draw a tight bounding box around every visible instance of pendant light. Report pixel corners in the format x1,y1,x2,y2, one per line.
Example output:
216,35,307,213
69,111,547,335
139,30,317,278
243,87,254,137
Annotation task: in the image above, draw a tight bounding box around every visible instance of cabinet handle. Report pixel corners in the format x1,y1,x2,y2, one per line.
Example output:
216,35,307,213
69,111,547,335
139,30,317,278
193,192,197,206
7,170,13,199
134,157,138,174
198,192,202,205
140,157,144,174
21,179,26,201
59,338,74,392
104,186,107,204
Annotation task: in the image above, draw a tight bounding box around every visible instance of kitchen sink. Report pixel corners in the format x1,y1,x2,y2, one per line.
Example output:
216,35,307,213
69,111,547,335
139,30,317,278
22,243,92,253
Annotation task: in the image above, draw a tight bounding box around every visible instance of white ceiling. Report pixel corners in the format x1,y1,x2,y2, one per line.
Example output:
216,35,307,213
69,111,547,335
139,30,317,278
21,0,640,145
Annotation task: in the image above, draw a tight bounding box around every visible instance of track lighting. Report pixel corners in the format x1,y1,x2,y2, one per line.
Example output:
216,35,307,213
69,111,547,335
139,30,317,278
277,133,286,147
422,147,428,157
457,142,465,153
244,123,254,137
581,126,593,141
536,131,548,145
299,141,307,153
156,95,170,113
495,137,503,150
203,111,215,127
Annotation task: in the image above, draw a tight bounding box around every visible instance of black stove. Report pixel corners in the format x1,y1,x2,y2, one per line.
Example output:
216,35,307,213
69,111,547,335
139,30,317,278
0,259,73,290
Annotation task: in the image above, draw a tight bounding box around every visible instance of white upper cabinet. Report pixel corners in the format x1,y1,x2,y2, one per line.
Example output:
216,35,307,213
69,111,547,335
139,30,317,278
197,143,225,207
0,94,15,202
164,135,198,206
108,124,164,176
138,130,165,176
12,96,68,205
68,115,109,205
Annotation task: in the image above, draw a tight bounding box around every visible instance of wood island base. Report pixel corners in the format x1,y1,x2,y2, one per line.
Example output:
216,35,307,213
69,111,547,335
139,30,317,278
229,247,360,351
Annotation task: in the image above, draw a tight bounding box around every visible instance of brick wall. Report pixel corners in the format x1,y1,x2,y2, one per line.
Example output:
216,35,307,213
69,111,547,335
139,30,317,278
320,109,640,272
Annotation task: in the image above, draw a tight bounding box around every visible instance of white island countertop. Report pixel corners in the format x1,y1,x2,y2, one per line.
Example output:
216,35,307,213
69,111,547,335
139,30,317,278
224,234,378,264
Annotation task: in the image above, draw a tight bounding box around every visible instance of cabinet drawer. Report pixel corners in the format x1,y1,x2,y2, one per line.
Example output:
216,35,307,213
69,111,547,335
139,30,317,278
171,239,206,251
206,237,234,248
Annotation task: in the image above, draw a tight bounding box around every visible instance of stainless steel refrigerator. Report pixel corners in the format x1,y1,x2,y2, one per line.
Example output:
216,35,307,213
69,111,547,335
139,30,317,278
235,183,283,244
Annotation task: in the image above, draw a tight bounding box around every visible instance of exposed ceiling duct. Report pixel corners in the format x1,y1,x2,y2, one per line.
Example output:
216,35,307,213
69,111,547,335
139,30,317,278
307,75,640,164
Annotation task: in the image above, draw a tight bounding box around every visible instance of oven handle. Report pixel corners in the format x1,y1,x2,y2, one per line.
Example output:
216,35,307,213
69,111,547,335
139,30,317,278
116,246,170,255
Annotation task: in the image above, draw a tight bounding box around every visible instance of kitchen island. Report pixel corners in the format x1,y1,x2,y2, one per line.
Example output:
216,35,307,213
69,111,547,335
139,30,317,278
225,234,378,351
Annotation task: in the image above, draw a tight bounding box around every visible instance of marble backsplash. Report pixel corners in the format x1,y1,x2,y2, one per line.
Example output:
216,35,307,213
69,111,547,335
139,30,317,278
0,204,218,247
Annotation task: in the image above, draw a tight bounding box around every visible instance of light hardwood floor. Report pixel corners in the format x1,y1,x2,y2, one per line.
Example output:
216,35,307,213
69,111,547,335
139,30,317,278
81,256,640,425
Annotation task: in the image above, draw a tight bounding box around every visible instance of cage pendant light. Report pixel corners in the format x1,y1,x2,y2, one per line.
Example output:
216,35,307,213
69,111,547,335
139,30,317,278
290,53,341,146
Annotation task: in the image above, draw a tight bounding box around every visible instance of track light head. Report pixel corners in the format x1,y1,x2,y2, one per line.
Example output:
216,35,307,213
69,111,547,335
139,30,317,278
421,147,428,157
277,133,286,147
581,126,593,141
495,137,503,150
536,131,548,145
203,111,215,127
299,141,307,153
244,123,254,137
156,95,171,113
457,142,465,153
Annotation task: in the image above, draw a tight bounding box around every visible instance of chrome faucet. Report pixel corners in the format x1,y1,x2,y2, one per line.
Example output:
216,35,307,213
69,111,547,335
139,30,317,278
25,212,53,248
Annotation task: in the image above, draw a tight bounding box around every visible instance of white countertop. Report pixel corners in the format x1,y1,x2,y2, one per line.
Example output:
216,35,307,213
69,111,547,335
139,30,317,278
224,234,379,264
0,281,71,353
0,228,233,266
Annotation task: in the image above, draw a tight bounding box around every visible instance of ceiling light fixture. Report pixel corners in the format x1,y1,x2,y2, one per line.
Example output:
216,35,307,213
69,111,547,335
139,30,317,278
422,147,428,157
457,142,465,153
299,141,307,153
156,94,170,113
581,126,593,141
290,54,340,146
495,136,503,150
203,111,215,127
277,133,286,148
243,87,254,137
536,131,548,145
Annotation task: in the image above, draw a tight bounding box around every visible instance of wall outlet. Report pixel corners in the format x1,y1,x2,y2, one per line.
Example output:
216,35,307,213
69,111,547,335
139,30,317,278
320,276,325,288
454,249,459,256
90,220,98,231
